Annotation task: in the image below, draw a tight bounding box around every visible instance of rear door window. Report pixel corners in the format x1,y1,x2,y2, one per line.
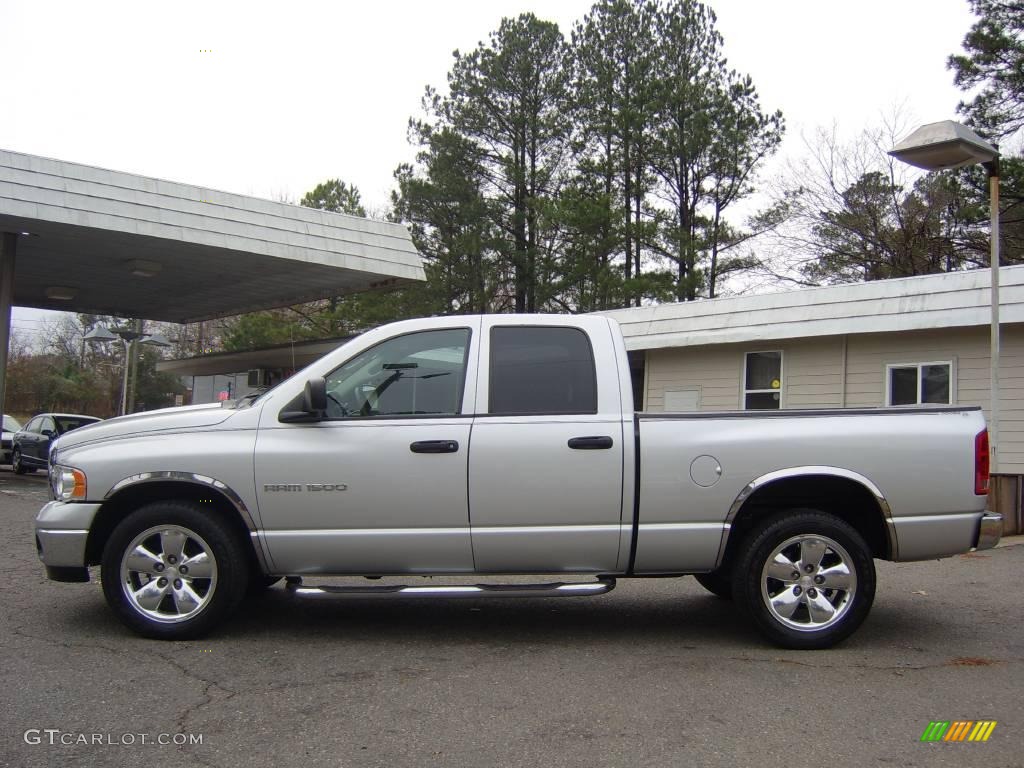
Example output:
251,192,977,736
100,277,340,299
488,327,597,415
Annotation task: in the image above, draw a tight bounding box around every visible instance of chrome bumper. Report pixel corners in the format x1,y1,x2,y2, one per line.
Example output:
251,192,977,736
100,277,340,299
975,512,1003,551
36,528,90,567
35,501,101,570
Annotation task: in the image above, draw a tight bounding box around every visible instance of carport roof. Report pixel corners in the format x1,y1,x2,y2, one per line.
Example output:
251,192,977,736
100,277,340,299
0,149,425,323
156,336,352,377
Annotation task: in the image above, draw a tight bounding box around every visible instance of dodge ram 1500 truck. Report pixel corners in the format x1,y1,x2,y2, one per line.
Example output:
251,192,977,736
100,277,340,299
35,314,1003,648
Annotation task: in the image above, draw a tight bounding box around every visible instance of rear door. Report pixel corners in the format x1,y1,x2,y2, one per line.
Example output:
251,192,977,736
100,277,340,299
468,318,626,573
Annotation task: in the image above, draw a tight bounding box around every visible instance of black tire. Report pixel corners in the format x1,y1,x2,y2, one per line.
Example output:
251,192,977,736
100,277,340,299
100,501,250,640
694,570,733,600
12,448,30,474
732,509,876,650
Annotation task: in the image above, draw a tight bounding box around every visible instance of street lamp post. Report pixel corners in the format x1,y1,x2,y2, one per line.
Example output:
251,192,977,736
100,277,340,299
83,325,171,416
889,120,1001,473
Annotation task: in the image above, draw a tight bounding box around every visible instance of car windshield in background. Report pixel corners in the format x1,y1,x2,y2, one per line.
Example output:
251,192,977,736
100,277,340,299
55,417,100,433
3,416,21,432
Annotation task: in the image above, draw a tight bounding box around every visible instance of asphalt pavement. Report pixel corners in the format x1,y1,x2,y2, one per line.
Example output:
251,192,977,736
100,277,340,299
1,468,1022,768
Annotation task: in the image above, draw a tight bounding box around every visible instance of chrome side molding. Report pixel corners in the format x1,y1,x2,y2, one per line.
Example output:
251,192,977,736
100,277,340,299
722,465,898,561
103,470,272,573
105,471,257,530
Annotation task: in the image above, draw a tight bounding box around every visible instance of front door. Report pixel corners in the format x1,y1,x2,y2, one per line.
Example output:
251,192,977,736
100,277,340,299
255,325,479,574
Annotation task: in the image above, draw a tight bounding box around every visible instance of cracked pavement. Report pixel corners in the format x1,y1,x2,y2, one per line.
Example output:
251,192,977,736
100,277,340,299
1,470,1022,767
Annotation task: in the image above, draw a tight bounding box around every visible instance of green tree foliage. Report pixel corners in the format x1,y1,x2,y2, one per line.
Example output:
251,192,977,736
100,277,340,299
392,0,782,313
804,171,975,283
220,310,310,351
646,0,783,300
772,0,1024,288
760,122,1019,287
948,0,1024,140
572,0,661,306
393,127,497,314
220,2,784,345
947,0,1024,272
131,346,187,413
3,315,184,418
219,177,419,350
433,13,572,312
299,179,368,217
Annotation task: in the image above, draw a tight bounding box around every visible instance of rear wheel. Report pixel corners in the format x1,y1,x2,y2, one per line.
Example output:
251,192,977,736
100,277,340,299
100,501,249,640
732,509,875,650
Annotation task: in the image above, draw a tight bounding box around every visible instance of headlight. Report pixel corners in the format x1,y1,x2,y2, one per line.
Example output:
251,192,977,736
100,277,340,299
50,464,87,502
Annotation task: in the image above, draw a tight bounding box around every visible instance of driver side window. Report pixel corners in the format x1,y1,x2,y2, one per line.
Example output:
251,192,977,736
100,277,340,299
324,328,471,418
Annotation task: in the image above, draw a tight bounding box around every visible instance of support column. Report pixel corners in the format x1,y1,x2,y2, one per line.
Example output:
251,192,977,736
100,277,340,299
126,318,143,413
0,233,16,419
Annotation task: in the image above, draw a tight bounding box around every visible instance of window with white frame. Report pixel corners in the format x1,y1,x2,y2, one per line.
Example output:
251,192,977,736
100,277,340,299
886,361,953,406
744,351,782,409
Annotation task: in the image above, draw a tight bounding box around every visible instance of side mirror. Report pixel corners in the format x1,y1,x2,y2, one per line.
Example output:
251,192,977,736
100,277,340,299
304,378,328,413
279,378,329,423
42,429,56,439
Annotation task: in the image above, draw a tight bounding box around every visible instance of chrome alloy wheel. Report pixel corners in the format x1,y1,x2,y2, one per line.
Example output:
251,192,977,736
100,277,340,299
760,534,856,632
119,525,218,623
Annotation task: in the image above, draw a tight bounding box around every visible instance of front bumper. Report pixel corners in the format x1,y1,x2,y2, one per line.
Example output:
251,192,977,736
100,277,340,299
35,501,102,580
974,512,1003,551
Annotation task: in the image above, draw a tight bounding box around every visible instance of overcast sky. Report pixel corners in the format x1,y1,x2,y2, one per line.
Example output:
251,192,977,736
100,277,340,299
1,0,977,338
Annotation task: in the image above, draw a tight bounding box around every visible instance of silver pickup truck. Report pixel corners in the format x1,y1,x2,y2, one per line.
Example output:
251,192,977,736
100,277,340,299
35,314,1002,648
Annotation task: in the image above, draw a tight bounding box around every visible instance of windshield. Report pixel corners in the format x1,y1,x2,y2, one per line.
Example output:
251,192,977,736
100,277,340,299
3,415,21,432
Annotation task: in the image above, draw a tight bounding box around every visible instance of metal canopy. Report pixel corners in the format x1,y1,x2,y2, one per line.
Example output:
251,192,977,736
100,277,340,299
156,337,353,377
0,149,425,323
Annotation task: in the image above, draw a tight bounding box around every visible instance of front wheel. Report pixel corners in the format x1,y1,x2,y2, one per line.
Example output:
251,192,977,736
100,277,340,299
100,501,249,640
12,449,30,474
732,510,876,650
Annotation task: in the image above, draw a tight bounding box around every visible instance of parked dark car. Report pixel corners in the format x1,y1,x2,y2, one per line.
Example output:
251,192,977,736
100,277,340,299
13,413,101,474
2,414,22,464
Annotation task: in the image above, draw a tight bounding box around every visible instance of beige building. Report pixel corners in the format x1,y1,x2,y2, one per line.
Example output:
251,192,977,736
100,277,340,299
602,266,1024,534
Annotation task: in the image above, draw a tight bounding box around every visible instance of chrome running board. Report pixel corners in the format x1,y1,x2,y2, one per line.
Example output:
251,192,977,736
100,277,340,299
284,577,615,599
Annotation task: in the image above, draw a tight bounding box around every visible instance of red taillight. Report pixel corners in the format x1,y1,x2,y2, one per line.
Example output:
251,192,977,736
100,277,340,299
975,429,990,495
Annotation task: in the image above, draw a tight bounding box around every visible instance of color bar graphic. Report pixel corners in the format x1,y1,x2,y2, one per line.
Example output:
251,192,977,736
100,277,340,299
920,720,996,742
